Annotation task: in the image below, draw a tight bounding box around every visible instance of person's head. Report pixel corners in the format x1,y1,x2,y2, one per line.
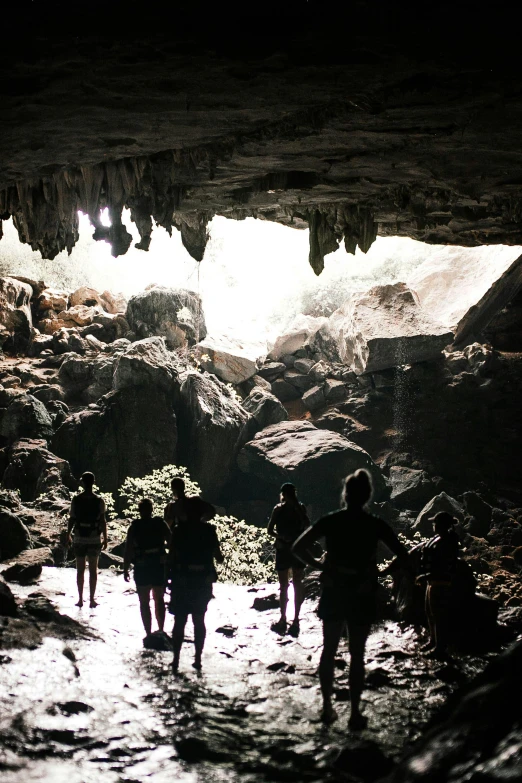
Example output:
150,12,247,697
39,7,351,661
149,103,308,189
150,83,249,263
138,498,153,519
80,471,95,491
280,482,298,504
171,477,185,499
343,469,372,508
431,511,456,537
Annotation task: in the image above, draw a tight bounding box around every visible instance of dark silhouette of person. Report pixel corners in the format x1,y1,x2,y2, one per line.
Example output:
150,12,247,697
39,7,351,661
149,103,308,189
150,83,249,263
123,498,171,641
67,471,107,608
168,500,223,672
267,483,310,636
292,469,409,727
417,511,460,658
164,477,216,528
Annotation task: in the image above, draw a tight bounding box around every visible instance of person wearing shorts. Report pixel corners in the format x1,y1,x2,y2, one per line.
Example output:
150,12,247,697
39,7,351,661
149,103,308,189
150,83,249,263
67,471,107,608
168,506,223,672
124,498,171,641
267,483,310,637
293,469,409,728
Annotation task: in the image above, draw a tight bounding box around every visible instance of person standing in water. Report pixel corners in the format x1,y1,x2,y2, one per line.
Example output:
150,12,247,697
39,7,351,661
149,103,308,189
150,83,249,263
164,477,215,529
168,499,223,672
67,471,107,608
267,483,310,637
123,498,171,642
293,469,409,728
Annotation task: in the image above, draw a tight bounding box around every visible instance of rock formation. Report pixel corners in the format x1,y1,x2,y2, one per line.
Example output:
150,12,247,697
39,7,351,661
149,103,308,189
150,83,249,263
126,286,206,349
195,334,266,384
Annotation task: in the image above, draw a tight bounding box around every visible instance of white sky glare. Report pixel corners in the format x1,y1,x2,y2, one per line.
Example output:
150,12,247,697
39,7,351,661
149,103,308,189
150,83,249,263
0,210,520,342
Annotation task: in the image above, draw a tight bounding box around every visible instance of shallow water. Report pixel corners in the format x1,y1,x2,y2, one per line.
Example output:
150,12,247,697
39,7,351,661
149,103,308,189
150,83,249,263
0,568,490,782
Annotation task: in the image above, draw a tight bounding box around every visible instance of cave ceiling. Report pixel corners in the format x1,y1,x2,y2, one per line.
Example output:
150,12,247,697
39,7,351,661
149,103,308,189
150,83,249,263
2,1,522,273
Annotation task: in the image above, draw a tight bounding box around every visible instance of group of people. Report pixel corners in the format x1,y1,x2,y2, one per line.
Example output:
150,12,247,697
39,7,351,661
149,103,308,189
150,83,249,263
67,468,461,727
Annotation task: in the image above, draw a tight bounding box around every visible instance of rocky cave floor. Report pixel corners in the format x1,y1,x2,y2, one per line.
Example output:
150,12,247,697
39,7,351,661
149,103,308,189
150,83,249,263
0,567,503,783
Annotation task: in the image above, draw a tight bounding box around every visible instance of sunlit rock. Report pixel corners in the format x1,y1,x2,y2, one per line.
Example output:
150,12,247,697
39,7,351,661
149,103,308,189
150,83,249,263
126,286,206,349
0,277,33,351
52,386,178,492
0,394,53,446
178,371,251,497
195,334,266,384
3,438,76,503
100,290,127,314
268,315,327,360
69,286,105,309
113,337,180,394
258,362,286,382
57,305,99,327
36,288,69,315
237,420,386,506
329,283,454,374
2,548,54,584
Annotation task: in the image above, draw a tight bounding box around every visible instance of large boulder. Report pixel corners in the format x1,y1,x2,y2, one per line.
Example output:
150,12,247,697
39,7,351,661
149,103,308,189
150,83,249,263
126,286,206,349
195,334,266,384
69,286,105,309
178,371,251,498
100,290,127,314
0,277,33,351
113,337,179,394
0,575,17,616
0,510,31,560
237,420,386,508
36,287,69,315
329,283,454,374
56,305,99,327
0,394,54,445
388,466,438,510
2,547,54,584
413,492,465,536
242,387,288,430
52,386,177,492
2,438,77,502
268,314,327,360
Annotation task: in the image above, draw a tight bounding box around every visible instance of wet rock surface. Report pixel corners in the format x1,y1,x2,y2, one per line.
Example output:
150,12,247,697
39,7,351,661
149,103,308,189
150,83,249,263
0,567,503,783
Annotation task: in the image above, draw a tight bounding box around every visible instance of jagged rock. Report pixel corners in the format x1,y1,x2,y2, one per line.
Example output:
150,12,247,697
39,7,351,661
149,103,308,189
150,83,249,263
283,369,314,393
58,354,96,398
271,378,300,402
302,384,325,411
281,354,296,368
113,337,179,394
3,548,54,584
310,361,330,382
237,420,386,507
389,467,437,510
324,378,347,402
196,334,266,384
0,388,24,407
100,290,127,314
329,283,454,374
2,438,77,502
257,362,286,381
36,288,68,315
240,374,272,394
31,384,66,404
178,371,251,497
84,334,104,352
0,277,33,351
0,576,17,616
1,375,21,389
268,315,327,360
126,286,206,349
56,305,99,327
52,386,178,492
69,286,105,309
413,492,465,536
28,333,54,356
293,358,315,374
242,388,288,430
45,400,69,429
0,510,31,560
0,394,54,445
462,491,492,528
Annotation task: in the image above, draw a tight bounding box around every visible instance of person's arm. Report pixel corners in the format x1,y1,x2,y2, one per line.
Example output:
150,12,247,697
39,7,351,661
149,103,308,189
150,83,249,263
67,497,76,545
123,526,134,582
378,521,409,564
162,520,172,548
99,499,108,550
267,507,278,538
292,519,326,569
212,527,224,564
164,501,175,528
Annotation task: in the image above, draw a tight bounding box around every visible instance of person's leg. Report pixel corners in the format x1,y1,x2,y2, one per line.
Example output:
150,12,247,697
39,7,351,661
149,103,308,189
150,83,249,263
423,585,437,651
75,556,86,607
87,554,100,608
192,612,207,669
292,568,305,621
347,623,371,729
429,586,450,657
137,587,153,636
275,569,289,630
319,620,344,723
152,586,166,632
172,613,188,672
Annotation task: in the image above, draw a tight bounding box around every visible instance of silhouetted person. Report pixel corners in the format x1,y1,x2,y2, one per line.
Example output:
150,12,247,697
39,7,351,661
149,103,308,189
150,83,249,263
267,483,310,636
164,477,215,528
123,498,171,641
67,471,107,608
417,511,460,659
168,500,223,672
293,469,409,727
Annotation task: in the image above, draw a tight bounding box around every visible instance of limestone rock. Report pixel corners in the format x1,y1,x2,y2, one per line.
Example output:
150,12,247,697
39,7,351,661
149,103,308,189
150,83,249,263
28,333,54,356
270,378,300,402
0,394,54,446
178,371,251,497
329,283,454,374
257,362,286,381
3,438,77,502
302,384,326,411
100,290,127,314
237,420,386,507
0,510,31,560
293,358,315,374
113,337,179,394
31,384,66,404
242,388,288,430
324,378,347,402
389,467,437,510
36,288,69,314
126,286,206,349
268,315,327,360
3,548,54,584
0,277,33,351
69,286,105,309
57,305,99,327
413,492,465,536
58,354,96,398
283,369,314,393
52,386,178,492
240,374,272,394
0,575,17,616
196,334,266,384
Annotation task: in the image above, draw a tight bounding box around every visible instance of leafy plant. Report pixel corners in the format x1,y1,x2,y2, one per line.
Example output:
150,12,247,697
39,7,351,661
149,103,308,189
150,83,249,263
119,465,198,518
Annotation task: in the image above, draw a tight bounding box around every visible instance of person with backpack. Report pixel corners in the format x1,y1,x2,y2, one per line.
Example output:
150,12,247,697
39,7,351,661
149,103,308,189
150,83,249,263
123,498,171,641
267,483,310,637
67,471,107,608
164,477,216,528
